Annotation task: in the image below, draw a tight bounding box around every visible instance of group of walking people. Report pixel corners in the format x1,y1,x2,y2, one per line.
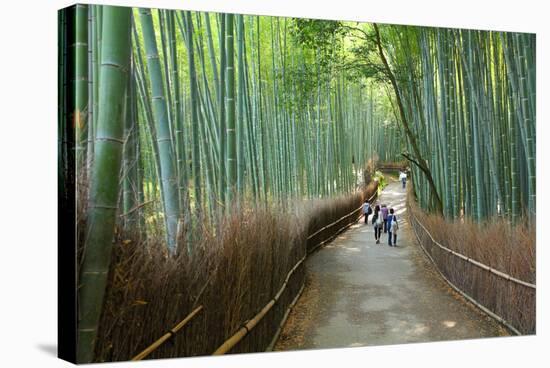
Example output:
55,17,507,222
362,200,399,246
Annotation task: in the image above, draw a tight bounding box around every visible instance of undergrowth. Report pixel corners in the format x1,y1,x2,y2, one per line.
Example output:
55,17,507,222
408,191,535,334
81,181,378,361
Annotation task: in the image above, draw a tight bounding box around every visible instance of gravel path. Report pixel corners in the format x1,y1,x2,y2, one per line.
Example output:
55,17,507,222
274,180,508,351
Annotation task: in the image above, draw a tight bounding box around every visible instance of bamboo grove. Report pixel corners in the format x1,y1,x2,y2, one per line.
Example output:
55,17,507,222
59,4,535,363
375,26,536,221
60,5,402,250
59,5,399,361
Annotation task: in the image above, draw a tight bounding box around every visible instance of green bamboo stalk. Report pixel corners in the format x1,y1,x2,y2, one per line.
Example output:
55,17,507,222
167,11,189,216
183,11,203,212
225,13,237,202
77,6,131,362
218,15,227,206
86,7,95,177
236,14,246,196
71,4,89,173
122,58,139,229
139,8,180,251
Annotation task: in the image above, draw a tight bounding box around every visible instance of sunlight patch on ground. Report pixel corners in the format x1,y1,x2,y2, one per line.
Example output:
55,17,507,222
344,247,361,252
442,320,457,328
411,323,429,335
391,321,429,336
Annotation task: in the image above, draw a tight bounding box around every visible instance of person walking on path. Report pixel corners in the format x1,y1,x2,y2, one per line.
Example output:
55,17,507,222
362,200,372,224
387,208,399,246
381,204,389,233
372,205,382,244
399,171,407,189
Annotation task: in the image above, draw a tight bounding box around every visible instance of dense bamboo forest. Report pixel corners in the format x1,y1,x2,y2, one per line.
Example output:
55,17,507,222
381,27,536,221
58,4,535,363
60,6,401,237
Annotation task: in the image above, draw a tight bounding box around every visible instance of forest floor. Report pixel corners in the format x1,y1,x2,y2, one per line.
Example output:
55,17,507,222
274,180,509,351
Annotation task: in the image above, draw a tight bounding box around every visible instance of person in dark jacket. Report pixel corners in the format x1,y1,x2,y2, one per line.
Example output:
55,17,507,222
372,205,382,244
387,208,399,246
362,200,372,224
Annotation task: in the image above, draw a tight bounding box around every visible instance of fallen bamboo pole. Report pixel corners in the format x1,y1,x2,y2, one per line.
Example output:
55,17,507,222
132,305,204,361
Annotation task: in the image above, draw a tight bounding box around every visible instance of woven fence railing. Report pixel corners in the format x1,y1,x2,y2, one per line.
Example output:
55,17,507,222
408,200,535,335
130,185,379,359
213,187,379,355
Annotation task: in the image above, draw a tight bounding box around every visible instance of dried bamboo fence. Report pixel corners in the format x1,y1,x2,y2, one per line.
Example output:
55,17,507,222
129,185,379,360
408,197,535,335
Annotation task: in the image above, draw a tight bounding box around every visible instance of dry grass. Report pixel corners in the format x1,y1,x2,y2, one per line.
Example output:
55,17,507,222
93,206,306,361
408,194,535,334
84,182,378,362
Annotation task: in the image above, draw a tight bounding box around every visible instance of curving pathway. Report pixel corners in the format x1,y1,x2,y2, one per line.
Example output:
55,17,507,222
274,180,508,351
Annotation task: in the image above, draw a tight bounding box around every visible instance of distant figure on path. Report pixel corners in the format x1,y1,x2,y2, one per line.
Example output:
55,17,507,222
362,200,372,224
381,204,389,233
387,208,399,246
399,171,407,189
372,205,382,244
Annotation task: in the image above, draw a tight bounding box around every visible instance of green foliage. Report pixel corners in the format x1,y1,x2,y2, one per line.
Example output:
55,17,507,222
346,30,387,81
291,18,344,50
290,19,345,79
373,170,388,192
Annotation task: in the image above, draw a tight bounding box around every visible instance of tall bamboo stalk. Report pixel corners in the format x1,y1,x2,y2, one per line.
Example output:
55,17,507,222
139,8,181,251
77,6,132,362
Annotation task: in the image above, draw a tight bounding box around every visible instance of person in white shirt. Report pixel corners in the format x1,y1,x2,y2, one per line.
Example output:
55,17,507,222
399,171,407,189
362,200,372,224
